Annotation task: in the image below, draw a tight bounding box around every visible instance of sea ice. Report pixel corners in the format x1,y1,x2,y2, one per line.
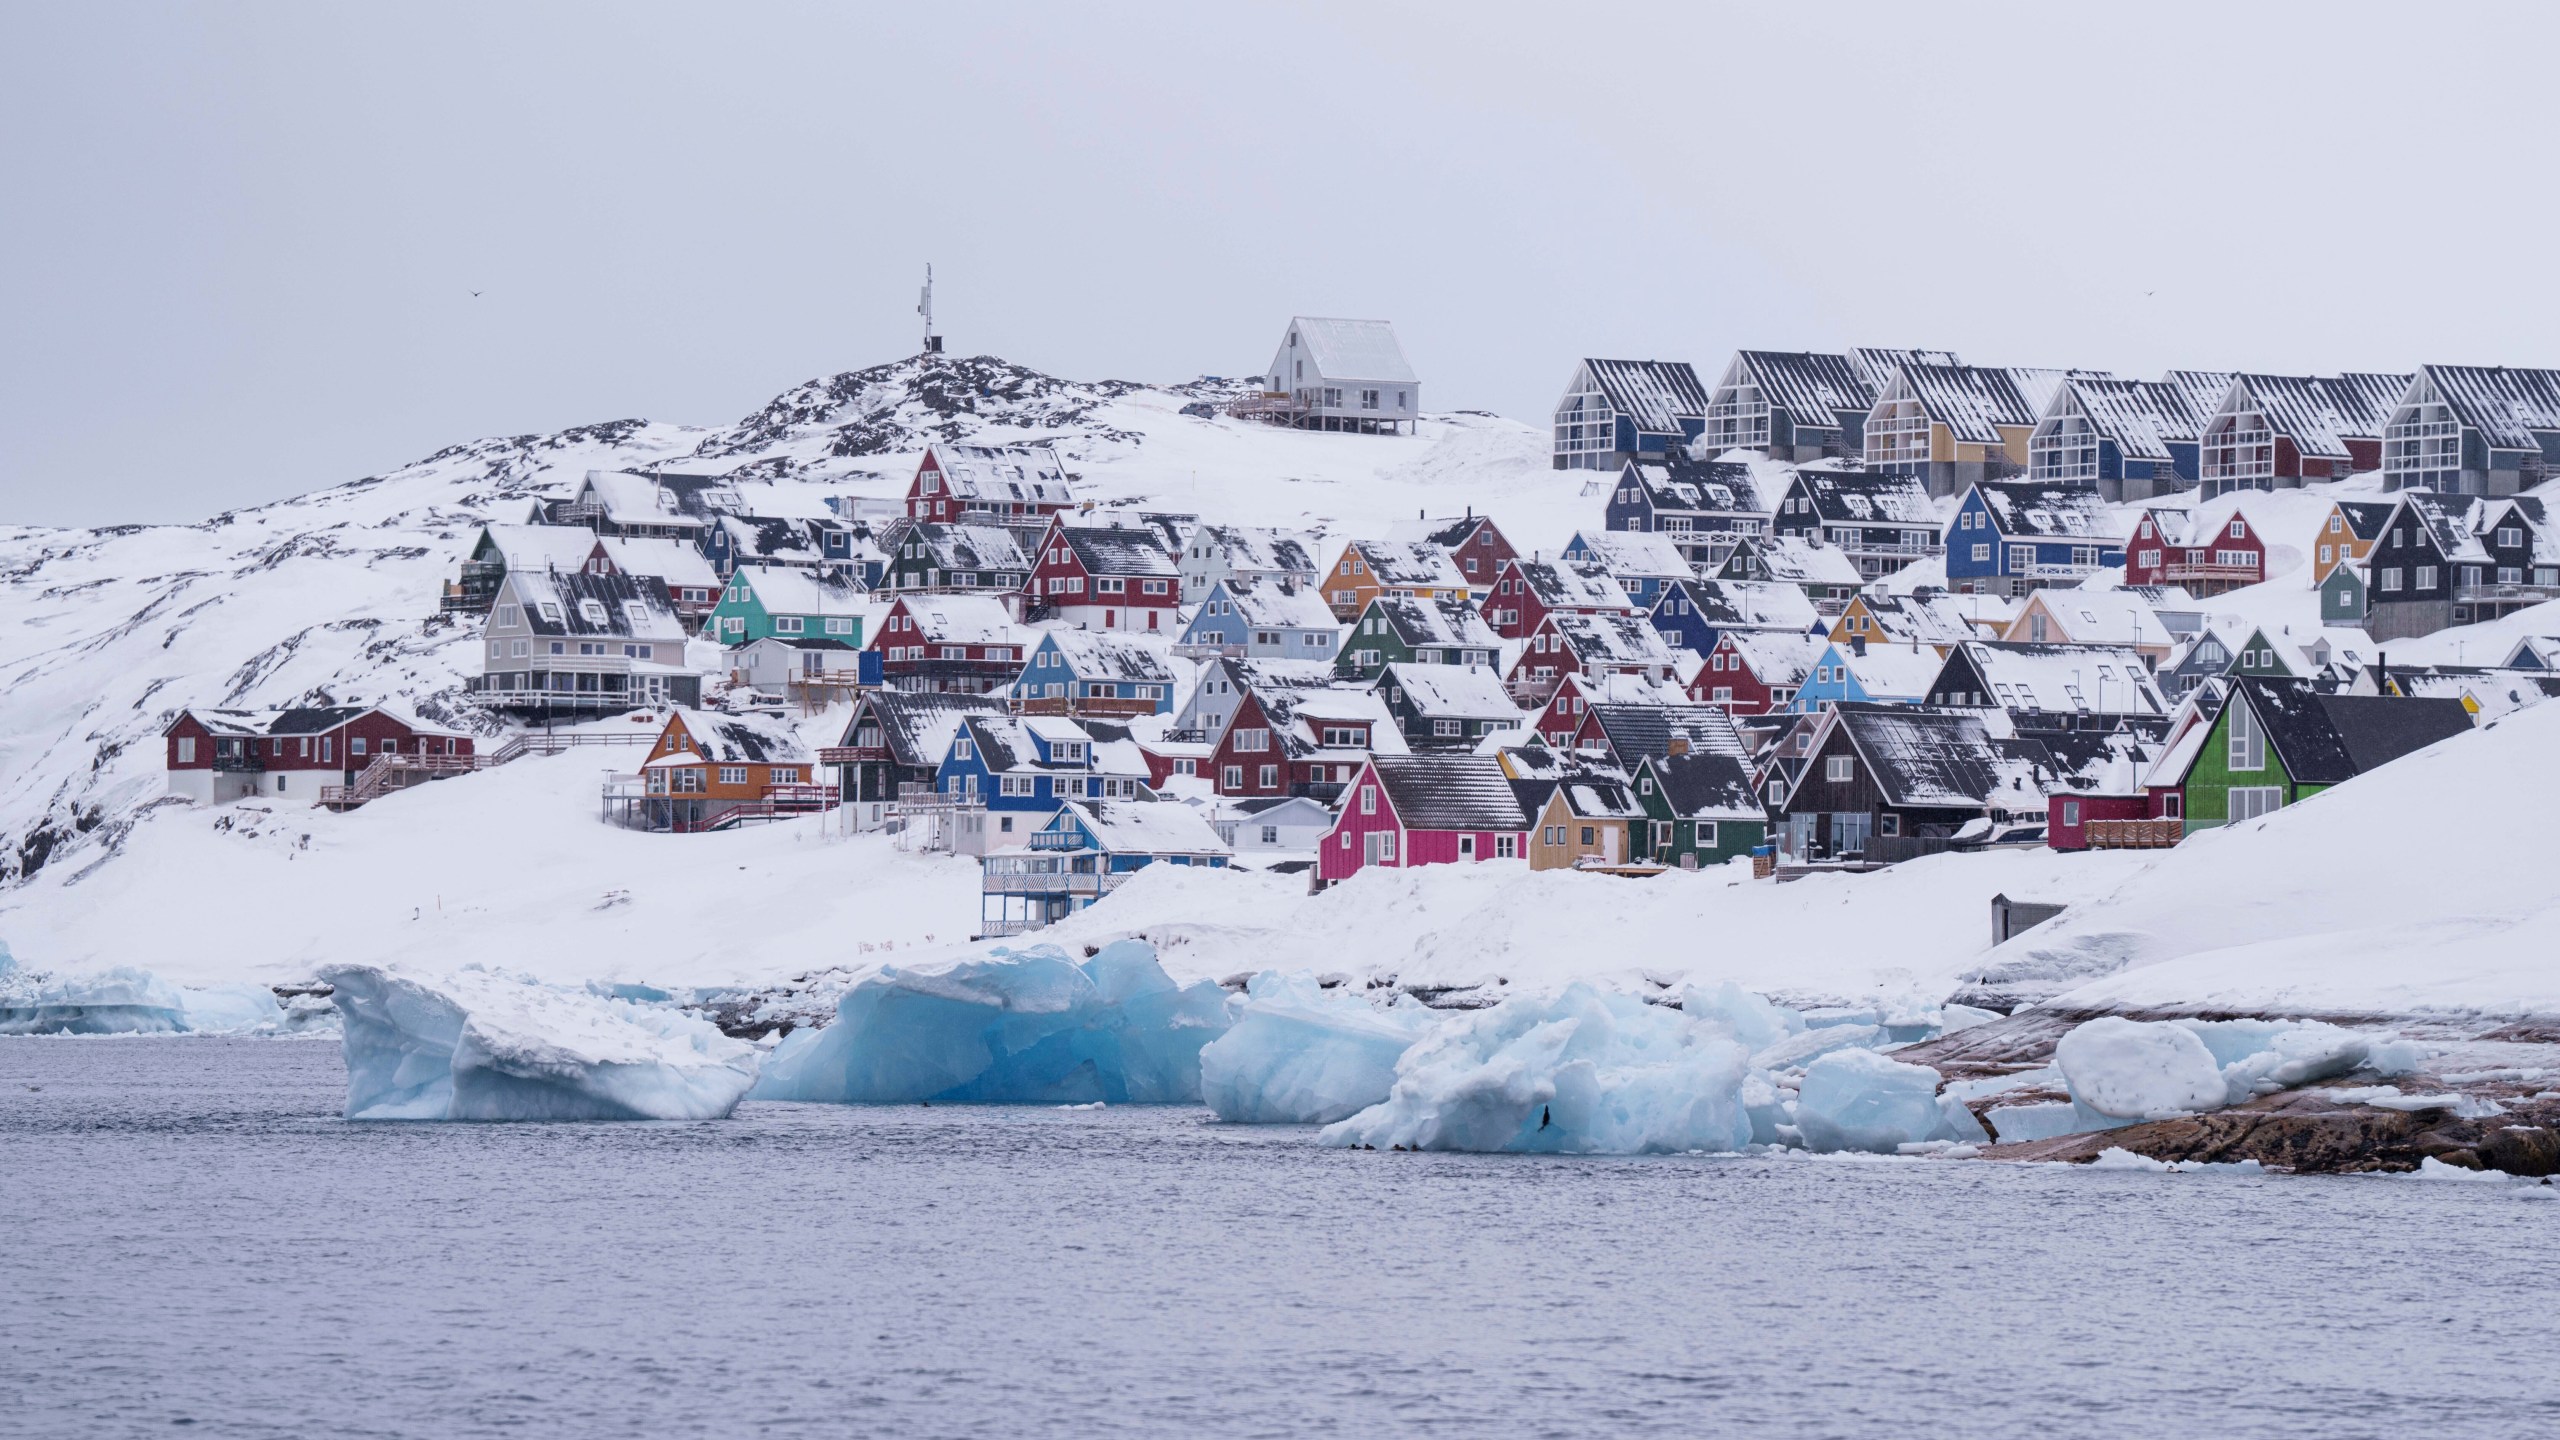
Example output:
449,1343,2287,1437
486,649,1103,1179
2054,1017,2230,1120
0,963,284,1036
322,964,759,1121
2174,1018,2392,1102
1199,972,1438,1124
1316,984,1753,1154
1793,1047,1983,1153
1682,981,1802,1051
750,940,1233,1105
1748,1023,1885,1074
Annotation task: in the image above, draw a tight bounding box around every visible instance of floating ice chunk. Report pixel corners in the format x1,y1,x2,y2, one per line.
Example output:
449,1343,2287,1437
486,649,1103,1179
2054,1017,2228,1120
1681,981,1801,1052
1794,1048,1979,1153
1199,972,1438,1124
1317,985,1752,1154
750,940,1233,1106
321,965,759,1122
1749,1023,1884,1074
2175,1018,2375,1102
0,964,283,1036
1739,1069,1789,1145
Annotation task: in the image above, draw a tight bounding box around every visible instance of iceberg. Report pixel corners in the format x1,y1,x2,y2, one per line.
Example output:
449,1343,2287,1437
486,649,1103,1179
321,965,759,1121
0,963,284,1036
1199,972,1439,1124
1794,1047,1983,1153
1317,984,1753,1154
1682,981,1803,1052
2055,1016,2228,1120
750,940,1234,1105
1748,1023,1885,1074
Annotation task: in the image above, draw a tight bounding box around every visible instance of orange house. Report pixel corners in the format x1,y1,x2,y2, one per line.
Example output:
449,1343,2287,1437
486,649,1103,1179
625,707,820,832
1319,538,1472,620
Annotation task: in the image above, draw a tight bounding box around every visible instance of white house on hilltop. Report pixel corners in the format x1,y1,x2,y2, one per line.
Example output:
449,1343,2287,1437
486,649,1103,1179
1247,318,1417,434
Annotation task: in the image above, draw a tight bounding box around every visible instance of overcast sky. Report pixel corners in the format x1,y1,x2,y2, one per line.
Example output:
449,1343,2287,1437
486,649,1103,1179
8,2,2560,527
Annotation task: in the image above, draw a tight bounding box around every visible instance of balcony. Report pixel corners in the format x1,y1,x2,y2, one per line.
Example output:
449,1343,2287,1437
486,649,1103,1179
818,744,890,766
2160,561,2262,588
210,749,266,773
2453,578,2560,606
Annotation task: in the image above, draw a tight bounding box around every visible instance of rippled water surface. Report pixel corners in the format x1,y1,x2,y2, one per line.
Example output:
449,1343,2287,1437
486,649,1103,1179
3,1038,2555,1439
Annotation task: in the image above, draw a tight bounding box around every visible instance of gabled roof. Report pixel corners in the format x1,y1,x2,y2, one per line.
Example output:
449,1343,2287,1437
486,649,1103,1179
578,470,708,530
266,705,376,736
2396,492,2490,564
841,690,1002,767
2331,499,2396,543
2324,372,2413,439
1511,557,1637,613
2409,364,2560,450
1785,469,1937,526
2015,589,2172,652
1216,578,1338,630
1731,351,1878,426
2163,370,2237,424
2218,375,2355,461
1853,592,1981,648
1585,703,1747,763
1284,317,1416,384
927,443,1074,506
734,565,866,617
1037,630,1175,683
1367,754,1530,832
598,535,721,590
1060,524,1180,579
1380,662,1520,720
1952,641,2165,717
474,523,605,575
1730,535,1863,587
2048,377,2203,460
1369,593,1498,651
895,521,1034,574
1348,538,1467,590
1831,705,2051,811
1720,630,1831,687
660,708,812,766
1825,643,1943,701
1579,359,1709,432
1570,530,1693,579
171,707,273,739
1850,348,1964,388
711,513,823,564
1640,750,1764,821
502,569,686,642
1046,799,1228,857
2230,676,2472,787
1551,611,1680,667
1546,774,1647,822
1262,685,1407,761
1625,456,1768,516
893,594,1020,645
1663,577,1820,633
956,714,1097,776
1970,480,2120,541
1885,363,2054,443
1189,524,1317,577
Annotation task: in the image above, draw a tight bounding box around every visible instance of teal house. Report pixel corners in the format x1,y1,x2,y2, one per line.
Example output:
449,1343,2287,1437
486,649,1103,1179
704,567,867,647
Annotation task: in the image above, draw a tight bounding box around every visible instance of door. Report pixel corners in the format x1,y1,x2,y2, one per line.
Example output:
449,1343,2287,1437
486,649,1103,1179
1601,827,1619,864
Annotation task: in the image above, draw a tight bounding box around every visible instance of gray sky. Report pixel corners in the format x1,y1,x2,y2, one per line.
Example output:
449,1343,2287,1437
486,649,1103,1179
8,2,2559,527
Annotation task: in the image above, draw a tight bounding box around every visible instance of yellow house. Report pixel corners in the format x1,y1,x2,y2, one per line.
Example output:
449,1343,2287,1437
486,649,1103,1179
1828,593,1981,654
1319,539,1471,620
2315,500,2395,582
1865,363,2061,496
1528,780,1644,871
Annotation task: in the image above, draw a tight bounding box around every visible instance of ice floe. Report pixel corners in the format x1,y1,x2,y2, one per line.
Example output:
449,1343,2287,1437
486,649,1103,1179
0,956,285,1036
1199,972,1439,1124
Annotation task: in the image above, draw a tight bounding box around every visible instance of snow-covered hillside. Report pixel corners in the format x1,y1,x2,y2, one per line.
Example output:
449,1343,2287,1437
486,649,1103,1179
0,353,1556,890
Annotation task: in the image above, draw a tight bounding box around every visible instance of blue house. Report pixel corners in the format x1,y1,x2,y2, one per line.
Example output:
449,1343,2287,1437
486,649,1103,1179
1015,630,1177,717
1551,359,1710,470
980,799,1231,936
933,714,1150,853
1944,480,2127,598
1599,456,1770,566
1173,578,1340,662
1561,530,1693,610
1786,641,1942,713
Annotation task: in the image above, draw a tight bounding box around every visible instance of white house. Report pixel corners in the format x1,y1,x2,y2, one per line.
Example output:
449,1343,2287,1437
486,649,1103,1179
1258,318,1418,434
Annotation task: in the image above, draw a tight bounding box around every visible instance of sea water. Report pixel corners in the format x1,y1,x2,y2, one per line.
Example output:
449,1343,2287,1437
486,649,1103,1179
3,1038,2554,1439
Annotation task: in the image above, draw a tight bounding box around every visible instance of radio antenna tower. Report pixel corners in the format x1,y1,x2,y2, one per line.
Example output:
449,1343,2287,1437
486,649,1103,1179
918,264,942,355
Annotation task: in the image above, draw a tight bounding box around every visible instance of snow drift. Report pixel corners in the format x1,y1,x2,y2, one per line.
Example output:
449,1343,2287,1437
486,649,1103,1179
750,940,1234,1105
2052,1015,2417,1123
321,964,759,1121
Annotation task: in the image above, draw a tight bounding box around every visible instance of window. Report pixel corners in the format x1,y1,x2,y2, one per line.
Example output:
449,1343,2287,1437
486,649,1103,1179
2227,702,2264,772
1971,544,1991,563
2063,800,2081,826
1496,834,1516,858
578,598,609,626
2229,520,2247,539
2416,566,2439,591
1824,755,1854,782
2379,568,2403,593
775,616,804,634
718,766,748,786
1433,719,1460,737
1458,834,1474,857
1360,785,1377,815
495,604,520,628
177,736,196,763
672,768,705,793
1222,765,1243,789
1260,825,1280,845
1258,764,1277,788
1232,728,1269,752
538,602,565,625
350,737,366,757
1697,822,1717,848
1000,775,1035,797
770,767,795,786
1361,388,1380,411
2228,786,2284,823
512,639,529,658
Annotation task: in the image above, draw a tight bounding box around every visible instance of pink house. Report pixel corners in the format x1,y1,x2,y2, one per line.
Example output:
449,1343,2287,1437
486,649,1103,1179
1316,754,1529,888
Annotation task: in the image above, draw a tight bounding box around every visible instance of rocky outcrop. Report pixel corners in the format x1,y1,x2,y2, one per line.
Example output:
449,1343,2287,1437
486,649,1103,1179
1984,1088,2560,1175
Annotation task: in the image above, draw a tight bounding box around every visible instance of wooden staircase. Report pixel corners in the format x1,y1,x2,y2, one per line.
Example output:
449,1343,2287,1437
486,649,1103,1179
318,731,654,810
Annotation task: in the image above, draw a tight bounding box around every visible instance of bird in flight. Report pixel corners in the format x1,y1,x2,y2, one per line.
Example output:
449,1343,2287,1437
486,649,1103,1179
471,290,483,298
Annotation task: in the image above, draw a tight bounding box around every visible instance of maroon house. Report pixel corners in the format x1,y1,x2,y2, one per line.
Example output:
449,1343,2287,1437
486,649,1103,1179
1022,517,1181,633
2123,499,2267,596
1480,555,1639,640
867,595,1026,694
1688,631,1827,716
1316,754,1529,888
1504,611,1681,705
903,443,1075,523
165,705,474,806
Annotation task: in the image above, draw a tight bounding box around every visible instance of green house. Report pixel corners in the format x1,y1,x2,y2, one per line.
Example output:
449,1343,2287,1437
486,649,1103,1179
1630,751,1767,868
2181,676,2472,830
2319,564,2368,626
1332,593,1498,682
703,567,867,648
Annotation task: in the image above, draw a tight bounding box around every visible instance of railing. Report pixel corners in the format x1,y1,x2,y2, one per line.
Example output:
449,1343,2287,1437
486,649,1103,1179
2160,561,2262,586
211,751,266,773
1014,694,1163,721
2453,579,2560,605
1228,392,1309,422
818,744,889,765
983,871,1114,896
2085,817,2183,849
489,731,654,763
1157,727,1212,745
1862,834,1953,865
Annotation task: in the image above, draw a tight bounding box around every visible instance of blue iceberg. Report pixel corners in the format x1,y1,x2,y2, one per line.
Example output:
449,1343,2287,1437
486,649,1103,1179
1793,1047,1984,1153
0,960,284,1036
1199,972,1440,1123
321,964,760,1121
1317,984,1754,1154
750,940,1234,1105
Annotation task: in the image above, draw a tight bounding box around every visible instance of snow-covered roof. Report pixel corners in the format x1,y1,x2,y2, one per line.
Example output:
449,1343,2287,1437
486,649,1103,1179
579,471,706,530
1584,702,1747,762
1552,611,1680,667
1349,538,1465,590
1668,577,1820,633
1380,662,1520,719
1572,530,1693,580
897,521,1033,574
475,523,601,575
927,444,1073,507
1885,363,2053,443
599,535,721,590
711,513,823,565
1062,524,1179,579
1039,629,1175,683
660,708,812,766
1833,706,2049,811
1730,351,1877,427
1721,630,1831,687
501,569,686,643
1370,593,1498,650
2411,364,2560,450
1367,754,1528,832
1956,641,2165,717
1972,480,2120,541
838,690,1001,767
1188,524,1316,578
1579,359,1709,433
1785,469,1936,526
737,565,866,618
2217,375,2356,461
2231,677,2473,787
1218,579,1338,631
1830,643,1943,700
1512,557,1637,613
1746,536,1864,587
1283,317,1416,384
1853,592,1980,648
1625,456,1768,516
1642,750,1764,821
1050,799,1229,857
896,594,1021,645
2015,590,2172,651
2047,377,2203,460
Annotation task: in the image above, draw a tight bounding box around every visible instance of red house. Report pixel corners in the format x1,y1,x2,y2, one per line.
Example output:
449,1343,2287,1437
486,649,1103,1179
1023,517,1182,633
2047,790,2149,850
164,705,474,806
2123,496,2267,596
1316,755,1529,888
905,443,1075,523
1480,555,1638,640
1203,684,1395,800
1688,631,1829,715
1529,671,1692,746
868,595,1026,694
1505,611,1681,705
1395,514,1519,587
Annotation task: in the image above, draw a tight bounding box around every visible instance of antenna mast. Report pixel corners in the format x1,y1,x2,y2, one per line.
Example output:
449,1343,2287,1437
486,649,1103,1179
918,264,942,355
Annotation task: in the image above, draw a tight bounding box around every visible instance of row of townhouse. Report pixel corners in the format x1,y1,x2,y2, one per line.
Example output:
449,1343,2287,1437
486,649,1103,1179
1557,351,2560,503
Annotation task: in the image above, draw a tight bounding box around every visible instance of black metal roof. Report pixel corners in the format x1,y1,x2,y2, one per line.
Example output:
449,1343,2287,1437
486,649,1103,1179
1370,755,1529,832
